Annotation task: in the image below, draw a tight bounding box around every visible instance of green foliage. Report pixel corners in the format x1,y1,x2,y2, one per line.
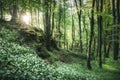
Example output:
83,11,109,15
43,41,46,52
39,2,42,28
0,39,99,80
54,62,99,80
0,54,62,80
0,23,99,80
0,27,19,42
0,38,62,80
0,27,61,80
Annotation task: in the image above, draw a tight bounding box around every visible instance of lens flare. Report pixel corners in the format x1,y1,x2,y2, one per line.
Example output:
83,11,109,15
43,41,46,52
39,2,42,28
22,12,30,24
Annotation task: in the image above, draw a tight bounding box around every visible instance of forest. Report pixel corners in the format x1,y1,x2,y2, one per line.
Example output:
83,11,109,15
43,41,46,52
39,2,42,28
0,0,120,80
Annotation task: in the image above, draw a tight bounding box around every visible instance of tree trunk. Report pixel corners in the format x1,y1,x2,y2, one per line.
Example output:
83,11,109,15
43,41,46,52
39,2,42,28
83,16,89,53
98,0,103,68
58,2,62,47
0,1,3,20
87,0,95,70
105,42,111,58
114,0,120,60
72,15,75,49
74,0,83,53
112,0,119,60
64,0,66,49
10,5,19,23
44,1,51,50
51,0,56,38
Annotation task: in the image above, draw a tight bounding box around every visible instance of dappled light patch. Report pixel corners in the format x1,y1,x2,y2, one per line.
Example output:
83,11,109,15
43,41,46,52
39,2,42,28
103,64,119,71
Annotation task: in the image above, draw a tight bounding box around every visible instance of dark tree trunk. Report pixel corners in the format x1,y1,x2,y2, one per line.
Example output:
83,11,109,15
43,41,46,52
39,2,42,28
104,0,111,58
87,0,95,70
37,0,41,27
51,13,54,35
112,0,119,60
58,2,62,47
74,0,83,53
64,0,66,49
0,1,3,20
29,0,33,26
98,0,103,68
72,15,75,49
79,0,83,53
82,16,88,53
96,0,99,57
10,5,19,23
114,0,120,60
44,1,51,50
71,0,75,49
51,0,56,37
96,0,103,68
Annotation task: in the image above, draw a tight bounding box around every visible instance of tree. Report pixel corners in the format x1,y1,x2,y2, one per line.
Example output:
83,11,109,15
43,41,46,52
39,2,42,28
103,0,112,58
51,0,56,37
0,1,3,20
112,0,119,60
87,0,95,70
74,0,83,53
63,0,66,49
71,12,75,49
82,15,88,53
44,0,51,50
10,0,19,23
58,1,62,47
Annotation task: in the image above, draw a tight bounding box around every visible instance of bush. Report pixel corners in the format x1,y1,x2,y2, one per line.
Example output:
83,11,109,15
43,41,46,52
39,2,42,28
54,62,99,80
0,27,19,42
0,54,63,80
0,26,35,47
0,38,63,80
0,26,99,80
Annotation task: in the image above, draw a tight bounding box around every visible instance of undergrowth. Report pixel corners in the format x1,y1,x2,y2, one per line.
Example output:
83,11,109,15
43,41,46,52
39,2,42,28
1,24,119,80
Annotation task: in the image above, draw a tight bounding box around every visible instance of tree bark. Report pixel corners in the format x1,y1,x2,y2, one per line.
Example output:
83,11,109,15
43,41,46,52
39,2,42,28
44,1,51,50
72,15,75,49
58,2,62,47
82,16,88,53
98,0,103,68
64,0,66,49
0,1,3,20
87,0,95,70
112,0,119,60
10,5,19,23
51,0,56,37
74,0,83,53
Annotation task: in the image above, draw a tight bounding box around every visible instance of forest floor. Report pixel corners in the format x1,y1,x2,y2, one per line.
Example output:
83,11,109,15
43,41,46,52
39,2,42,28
0,22,120,80
48,49,120,80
